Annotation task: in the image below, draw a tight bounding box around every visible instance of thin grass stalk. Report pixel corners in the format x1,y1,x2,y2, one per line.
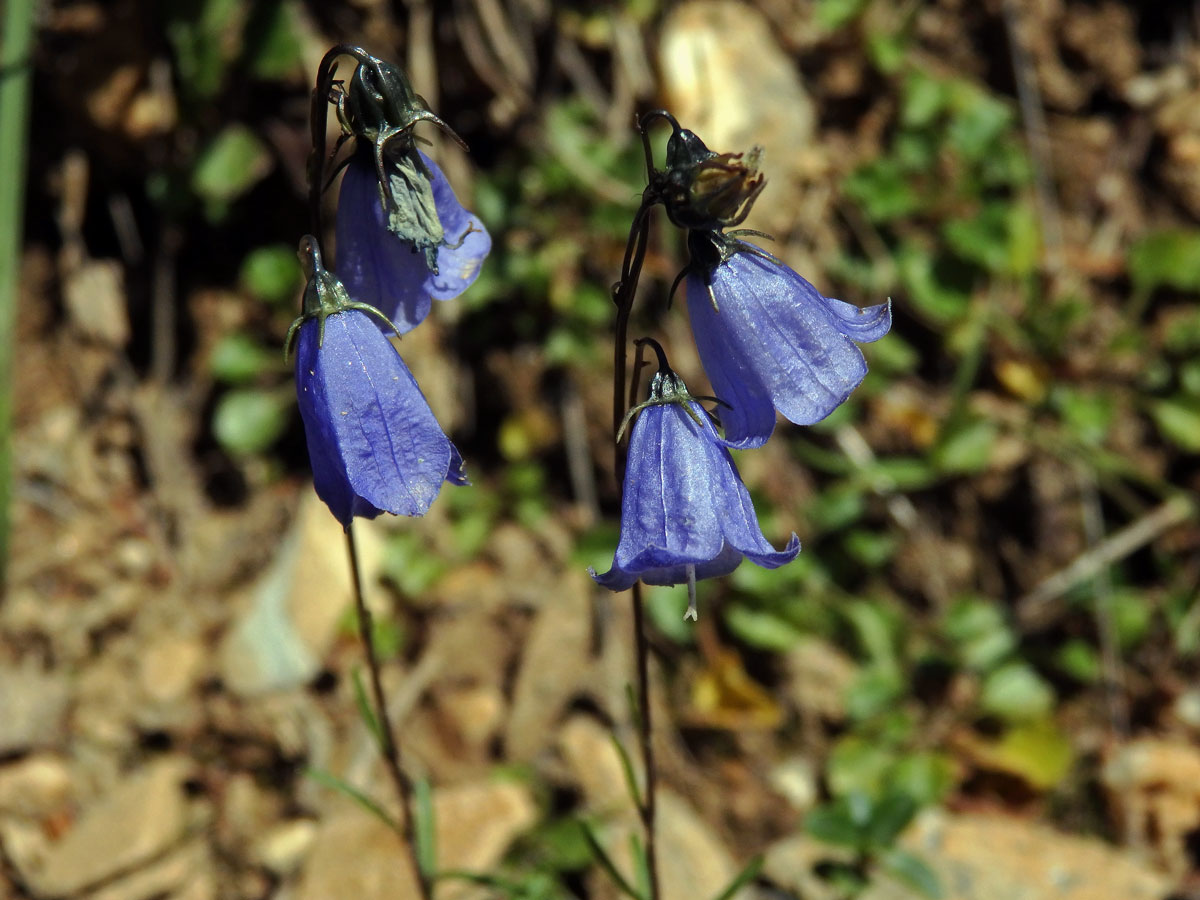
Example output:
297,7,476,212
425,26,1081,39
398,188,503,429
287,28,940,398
346,525,433,899
0,0,36,584
610,144,662,896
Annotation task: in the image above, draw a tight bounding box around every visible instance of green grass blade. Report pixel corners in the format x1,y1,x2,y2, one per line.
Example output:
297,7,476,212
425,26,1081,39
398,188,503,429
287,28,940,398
306,767,400,833
581,821,644,900
0,0,37,583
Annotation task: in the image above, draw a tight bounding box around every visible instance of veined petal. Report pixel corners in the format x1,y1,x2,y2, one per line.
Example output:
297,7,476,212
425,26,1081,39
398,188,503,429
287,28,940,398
335,152,490,333
824,296,892,343
613,402,725,572
335,155,433,333
295,310,457,523
698,248,886,427
686,276,776,447
422,153,491,301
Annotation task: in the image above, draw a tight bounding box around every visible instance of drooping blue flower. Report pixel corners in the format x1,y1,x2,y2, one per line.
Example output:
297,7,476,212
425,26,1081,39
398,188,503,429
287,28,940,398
686,234,892,448
288,237,467,528
590,343,799,595
335,148,491,334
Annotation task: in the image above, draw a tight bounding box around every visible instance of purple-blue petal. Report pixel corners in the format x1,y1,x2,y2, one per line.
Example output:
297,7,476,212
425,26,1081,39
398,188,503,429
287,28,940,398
688,247,891,440
423,153,491,302
590,399,799,590
294,310,461,526
686,279,777,448
334,151,490,333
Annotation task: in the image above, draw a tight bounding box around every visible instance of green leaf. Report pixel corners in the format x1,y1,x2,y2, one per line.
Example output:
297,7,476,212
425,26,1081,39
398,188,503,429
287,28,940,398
901,69,949,128
1151,396,1200,452
865,791,918,848
844,159,923,223
351,668,384,749
209,333,279,384
844,667,904,722
165,0,243,100
241,244,302,305
815,0,870,30
808,483,866,531
932,418,996,475
1051,386,1114,446
610,735,643,810
896,243,972,324
212,387,290,455
415,778,437,880
889,752,955,806
843,529,898,568
244,0,305,81
880,848,943,899
191,125,272,218
1054,638,1101,683
306,767,399,832
1129,229,1200,294
805,800,864,848
827,735,896,797
941,598,1016,672
723,603,805,652
581,822,644,900
946,85,1013,160
979,661,1054,721
710,856,764,900
971,719,1074,790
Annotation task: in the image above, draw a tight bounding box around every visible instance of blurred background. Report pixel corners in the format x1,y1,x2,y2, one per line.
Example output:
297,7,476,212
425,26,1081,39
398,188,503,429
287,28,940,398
5,0,1200,897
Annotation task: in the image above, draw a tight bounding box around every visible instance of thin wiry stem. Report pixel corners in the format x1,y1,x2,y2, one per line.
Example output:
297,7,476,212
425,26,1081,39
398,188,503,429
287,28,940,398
608,111,669,900
346,525,433,900
631,580,660,900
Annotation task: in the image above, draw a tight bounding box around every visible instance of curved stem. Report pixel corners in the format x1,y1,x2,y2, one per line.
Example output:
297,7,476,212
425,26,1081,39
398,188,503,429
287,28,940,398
346,525,433,900
632,580,660,900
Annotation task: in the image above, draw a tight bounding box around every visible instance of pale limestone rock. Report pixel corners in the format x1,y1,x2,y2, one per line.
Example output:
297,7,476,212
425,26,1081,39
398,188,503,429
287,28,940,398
659,0,816,238
505,573,592,762
0,663,69,755
17,758,192,898
219,494,384,695
0,755,72,819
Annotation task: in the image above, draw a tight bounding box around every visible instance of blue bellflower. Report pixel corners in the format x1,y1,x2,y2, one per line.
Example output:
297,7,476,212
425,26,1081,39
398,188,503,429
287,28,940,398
336,148,491,333
331,53,490,333
686,234,892,448
590,343,799,597
288,237,467,528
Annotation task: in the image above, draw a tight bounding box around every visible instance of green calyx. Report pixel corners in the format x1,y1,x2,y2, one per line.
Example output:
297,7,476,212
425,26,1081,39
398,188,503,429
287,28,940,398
283,235,401,360
617,337,723,442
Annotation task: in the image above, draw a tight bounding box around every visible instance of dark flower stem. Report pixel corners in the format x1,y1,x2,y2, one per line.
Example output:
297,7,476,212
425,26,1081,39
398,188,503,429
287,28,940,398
609,112,671,900
346,524,433,900
307,47,432,899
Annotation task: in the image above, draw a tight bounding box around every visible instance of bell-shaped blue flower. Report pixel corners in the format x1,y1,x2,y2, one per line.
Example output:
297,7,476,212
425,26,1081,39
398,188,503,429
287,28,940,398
288,237,467,528
686,235,891,448
336,147,491,334
590,341,799,594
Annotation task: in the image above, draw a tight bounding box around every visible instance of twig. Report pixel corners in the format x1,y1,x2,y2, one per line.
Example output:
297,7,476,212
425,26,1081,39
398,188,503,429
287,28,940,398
1000,0,1064,273
1077,466,1129,736
1018,494,1195,627
346,525,433,899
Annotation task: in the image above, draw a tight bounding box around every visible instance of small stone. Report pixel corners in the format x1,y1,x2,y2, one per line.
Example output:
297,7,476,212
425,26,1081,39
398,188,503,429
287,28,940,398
63,259,129,347
139,635,204,704
558,715,636,816
253,819,317,876
219,494,385,695
0,755,73,819
86,839,209,900
437,684,506,752
295,810,420,900
17,758,192,898
505,572,592,762
0,663,69,755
